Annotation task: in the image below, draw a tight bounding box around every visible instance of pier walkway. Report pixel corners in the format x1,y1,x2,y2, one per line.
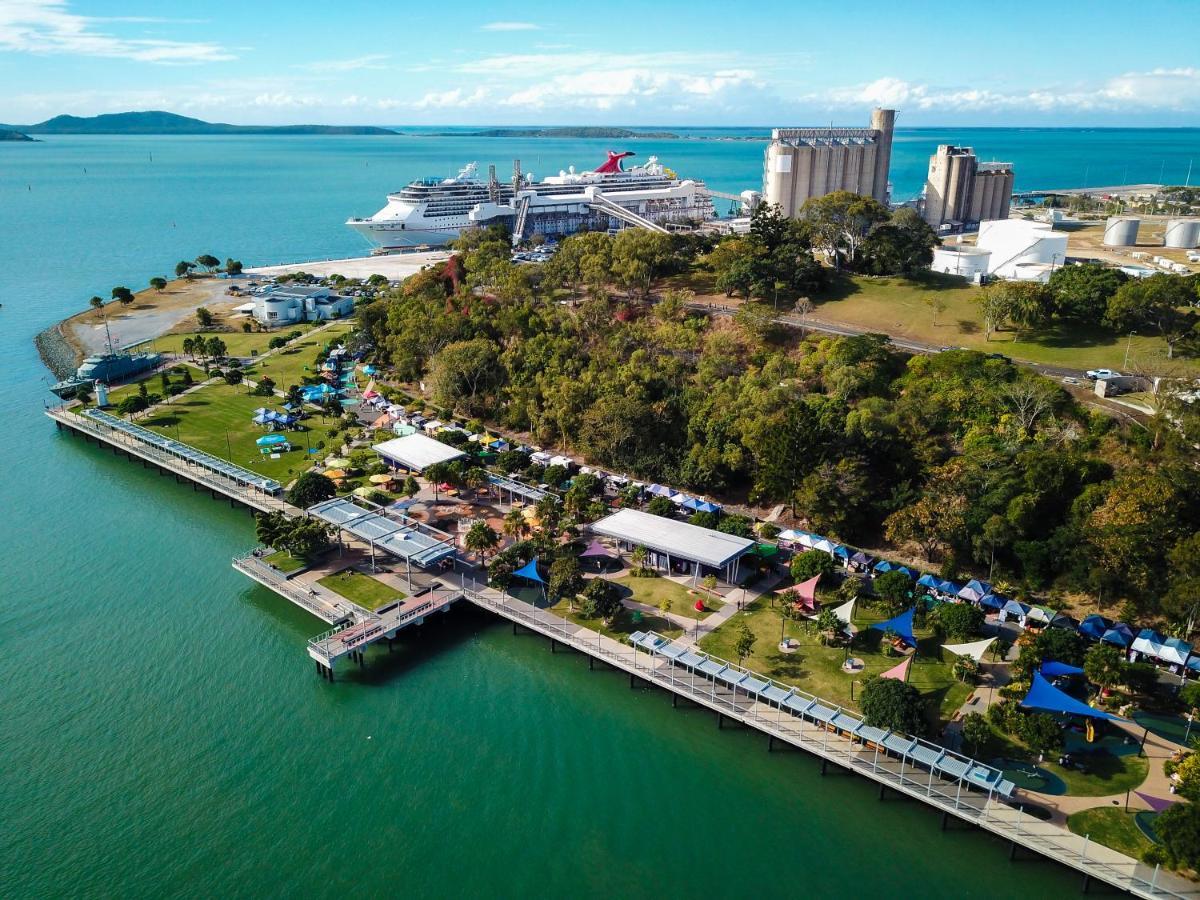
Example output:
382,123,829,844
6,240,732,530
47,405,296,515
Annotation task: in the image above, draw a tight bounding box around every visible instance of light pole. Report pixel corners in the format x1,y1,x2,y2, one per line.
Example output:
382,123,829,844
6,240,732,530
1124,331,1137,369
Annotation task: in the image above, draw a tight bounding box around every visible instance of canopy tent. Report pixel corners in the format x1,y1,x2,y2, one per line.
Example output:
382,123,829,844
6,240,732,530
873,560,895,574
1162,637,1193,666
895,566,917,580
1101,623,1135,648
1025,606,1055,627
753,542,780,559
669,492,692,505
779,575,821,611
1000,599,1031,621
833,545,852,560
880,657,911,681
694,500,721,514
1132,629,1166,659
813,538,838,555
579,540,613,559
255,434,289,446
979,593,1005,610
776,529,803,543
1078,615,1110,640
680,497,702,511
1049,612,1079,631
870,608,916,646
1041,661,1086,678
850,551,874,567
937,579,962,596
942,637,996,662
513,558,545,585
794,533,817,549
917,574,941,590
1135,792,1178,813
1021,673,1129,722
957,586,984,603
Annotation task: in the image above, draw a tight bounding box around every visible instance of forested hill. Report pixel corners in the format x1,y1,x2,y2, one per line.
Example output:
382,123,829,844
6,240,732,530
0,129,35,141
6,111,398,135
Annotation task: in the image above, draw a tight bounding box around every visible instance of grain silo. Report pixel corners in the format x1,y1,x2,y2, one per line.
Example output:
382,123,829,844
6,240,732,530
1103,217,1140,247
1164,218,1200,249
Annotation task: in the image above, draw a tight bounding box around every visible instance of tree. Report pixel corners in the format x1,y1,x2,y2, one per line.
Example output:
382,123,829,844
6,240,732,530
1019,712,1062,758
1155,801,1200,871
88,295,104,310
874,570,914,616
646,496,675,518
952,655,980,683
401,475,420,500
287,472,336,508
429,338,504,416
224,369,243,386
196,254,221,272
857,208,939,276
1047,262,1126,322
502,507,526,540
548,555,583,603
961,712,991,755
1084,644,1125,693
195,307,214,328
860,677,925,734
111,286,134,305
225,258,243,275
251,375,275,397
255,511,290,549
175,260,196,279
423,462,452,502
974,283,1016,341
790,550,835,582
580,576,622,622
800,191,889,267
734,621,757,665
934,602,983,641
116,394,148,418
1105,274,1199,358
779,598,803,640
464,520,500,561
149,277,167,293
276,518,331,561
205,336,227,359
816,607,839,643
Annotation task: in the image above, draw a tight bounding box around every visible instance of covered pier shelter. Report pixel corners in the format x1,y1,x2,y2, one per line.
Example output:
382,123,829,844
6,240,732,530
307,497,457,584
589,508,755,583
373,433,465,473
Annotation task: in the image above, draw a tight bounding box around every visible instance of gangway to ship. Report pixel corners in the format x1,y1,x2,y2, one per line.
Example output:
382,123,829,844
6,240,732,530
511,194,531,247
587,189,670,234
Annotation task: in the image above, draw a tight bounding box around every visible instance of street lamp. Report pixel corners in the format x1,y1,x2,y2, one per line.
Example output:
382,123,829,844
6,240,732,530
1124,331,1137,369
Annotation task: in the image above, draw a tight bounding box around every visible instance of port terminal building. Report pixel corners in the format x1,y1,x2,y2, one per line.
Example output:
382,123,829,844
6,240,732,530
762,108,895,215
589,508,756,583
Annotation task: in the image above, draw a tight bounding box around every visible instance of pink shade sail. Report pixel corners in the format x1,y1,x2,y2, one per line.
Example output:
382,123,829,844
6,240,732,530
779,575,821,610
879,657,911,681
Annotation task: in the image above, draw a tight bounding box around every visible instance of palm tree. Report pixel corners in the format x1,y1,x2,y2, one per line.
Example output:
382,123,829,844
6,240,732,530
464,521,499,562
423,462,449,502
401,475,420,500
89,296,104,310
463,466,489,498
503,507,526,540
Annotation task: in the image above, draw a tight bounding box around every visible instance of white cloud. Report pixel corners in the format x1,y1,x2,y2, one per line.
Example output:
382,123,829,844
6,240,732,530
411,87,490,110
0,0,233,63
481,21,540,31
497,66,763,112
819,68,1200,114
299,54,390,73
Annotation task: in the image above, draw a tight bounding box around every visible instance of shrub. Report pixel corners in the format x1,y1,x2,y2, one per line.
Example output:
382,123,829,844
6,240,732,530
790,550,835,582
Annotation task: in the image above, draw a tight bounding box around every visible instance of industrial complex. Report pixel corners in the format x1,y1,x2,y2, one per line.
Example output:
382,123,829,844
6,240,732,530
921,145,1014,230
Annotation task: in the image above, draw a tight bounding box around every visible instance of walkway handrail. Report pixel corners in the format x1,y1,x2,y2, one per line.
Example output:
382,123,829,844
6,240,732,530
234,554,350,624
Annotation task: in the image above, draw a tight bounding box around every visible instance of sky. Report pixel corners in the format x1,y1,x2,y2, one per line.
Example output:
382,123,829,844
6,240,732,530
2,0,1199,127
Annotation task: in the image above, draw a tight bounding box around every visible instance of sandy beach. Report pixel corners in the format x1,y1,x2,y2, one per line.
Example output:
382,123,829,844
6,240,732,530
246,250,450,280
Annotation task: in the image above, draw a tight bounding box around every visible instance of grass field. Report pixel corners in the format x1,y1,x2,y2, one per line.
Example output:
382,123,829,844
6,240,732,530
263,550,306,573
134,381,318,482
612,574,724,620
248,322,356,389
503,583,684,640
811,273,1199,374
978,721,1150,797
698,597,971,728
1067,807,1155,859
317,570,405,611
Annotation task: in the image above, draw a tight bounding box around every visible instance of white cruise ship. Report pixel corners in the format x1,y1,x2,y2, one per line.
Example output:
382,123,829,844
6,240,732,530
346,151,715,248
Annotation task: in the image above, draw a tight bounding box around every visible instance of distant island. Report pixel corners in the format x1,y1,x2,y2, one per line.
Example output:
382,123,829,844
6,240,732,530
0,111,399,136
442,127,680,139
0,129,35,141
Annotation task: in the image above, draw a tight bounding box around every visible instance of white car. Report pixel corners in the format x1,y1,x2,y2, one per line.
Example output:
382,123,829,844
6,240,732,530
1086,368,1121,380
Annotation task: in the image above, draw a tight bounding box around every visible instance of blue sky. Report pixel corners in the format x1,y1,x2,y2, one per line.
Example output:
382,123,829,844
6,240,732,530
2,0,1199,126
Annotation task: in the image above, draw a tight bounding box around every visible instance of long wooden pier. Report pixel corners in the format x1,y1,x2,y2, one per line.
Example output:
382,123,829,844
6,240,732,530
47,405,295,515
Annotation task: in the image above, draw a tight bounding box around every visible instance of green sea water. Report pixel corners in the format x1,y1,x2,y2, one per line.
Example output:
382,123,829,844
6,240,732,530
8,130,1192,897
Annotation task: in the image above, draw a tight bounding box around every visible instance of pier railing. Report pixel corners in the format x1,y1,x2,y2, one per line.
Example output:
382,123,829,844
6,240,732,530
233,554,353,624
454,579,1193,900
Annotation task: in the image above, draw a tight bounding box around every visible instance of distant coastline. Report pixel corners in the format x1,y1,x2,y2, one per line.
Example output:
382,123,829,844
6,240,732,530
0,129,35,141
437,126,681,139
0,110,399,136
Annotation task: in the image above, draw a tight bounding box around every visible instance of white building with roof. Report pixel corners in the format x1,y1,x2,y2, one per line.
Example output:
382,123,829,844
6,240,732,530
373,433,466,473
590,508,756,583
253,284,353,326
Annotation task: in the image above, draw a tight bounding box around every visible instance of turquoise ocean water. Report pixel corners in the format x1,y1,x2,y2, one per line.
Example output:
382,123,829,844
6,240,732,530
3,129,1194,898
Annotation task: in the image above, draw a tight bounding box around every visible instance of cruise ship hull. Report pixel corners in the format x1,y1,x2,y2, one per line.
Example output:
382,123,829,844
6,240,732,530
346,219,463,248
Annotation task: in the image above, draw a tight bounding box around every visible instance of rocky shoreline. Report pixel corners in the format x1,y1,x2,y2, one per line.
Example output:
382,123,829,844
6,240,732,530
34,323,77,380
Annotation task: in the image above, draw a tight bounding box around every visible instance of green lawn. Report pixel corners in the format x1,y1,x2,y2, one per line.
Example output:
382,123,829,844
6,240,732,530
545,596,684,641
612,574,724,620
263,550,306,573
1067,807,1155,859
697,597,971,728
317,570,405,611
133,381,319,482
249,322,357,390
151,321,326,358
1045,752,1149,797
809,272,1200,374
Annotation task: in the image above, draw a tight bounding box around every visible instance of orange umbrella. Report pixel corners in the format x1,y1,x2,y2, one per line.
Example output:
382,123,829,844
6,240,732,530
324,468,347,479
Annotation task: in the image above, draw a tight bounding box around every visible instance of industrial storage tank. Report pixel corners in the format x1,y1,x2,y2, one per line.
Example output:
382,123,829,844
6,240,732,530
1103,216,1140,247
1164,218,1200,249
932,245,991,279
977,220,1069,279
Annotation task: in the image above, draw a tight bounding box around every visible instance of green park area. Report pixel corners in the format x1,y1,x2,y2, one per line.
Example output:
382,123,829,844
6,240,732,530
698,596,971,728
1068,807,1157,859
502,581,683,640
612,574,724,620
263,550,306,574
246,322,356,388
317,570,405,612
808,273,1197,374
134,381,317,482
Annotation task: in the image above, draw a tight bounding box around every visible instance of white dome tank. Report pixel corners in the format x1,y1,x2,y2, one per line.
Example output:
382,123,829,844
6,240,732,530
932,245,991,278
1103,217,1140,247
1164,218,1200,249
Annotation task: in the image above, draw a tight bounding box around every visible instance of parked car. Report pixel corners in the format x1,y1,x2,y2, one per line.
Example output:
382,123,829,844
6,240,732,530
1086,368,1121,380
